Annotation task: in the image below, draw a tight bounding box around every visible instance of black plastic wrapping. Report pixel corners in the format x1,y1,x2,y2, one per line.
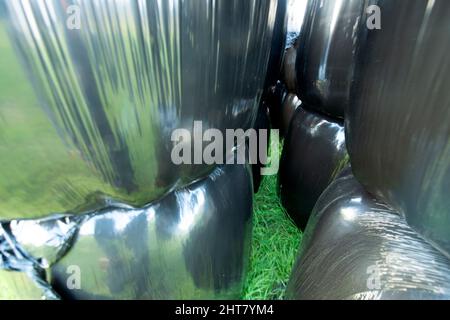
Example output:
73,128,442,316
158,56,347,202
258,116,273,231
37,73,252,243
1,164,252,299
263,0,288,92
266,81,288,134
279,107,348,230
347,0,450,256
282,38,299,94
295,0,364,119
0,0,283,299
0,224,59,300
0,0,278,220
282,0,308,93
280,93,301,137
286,169,450,300
252,102,271,193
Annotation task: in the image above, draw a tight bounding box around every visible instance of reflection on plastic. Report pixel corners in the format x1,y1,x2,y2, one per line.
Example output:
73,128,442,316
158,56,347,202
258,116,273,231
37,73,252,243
286,169,450,300
346,0,450,256
0,224,60,300
279,107,347,229
295,0,364,118
0,269,59,300
280,93,301,136
1,164,252,299
0,0,278,219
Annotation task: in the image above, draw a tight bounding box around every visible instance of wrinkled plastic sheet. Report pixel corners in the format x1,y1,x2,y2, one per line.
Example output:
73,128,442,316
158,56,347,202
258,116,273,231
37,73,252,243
0,225,59,300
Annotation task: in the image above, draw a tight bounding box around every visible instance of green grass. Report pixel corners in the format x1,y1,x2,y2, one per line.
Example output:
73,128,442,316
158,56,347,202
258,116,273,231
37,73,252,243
242,175,302,300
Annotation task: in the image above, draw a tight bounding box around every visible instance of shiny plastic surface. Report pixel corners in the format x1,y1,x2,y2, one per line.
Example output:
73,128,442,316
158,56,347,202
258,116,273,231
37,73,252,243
266,81,288,133
9,215,81,267
280,93,301,136
0,270,59,300
283,0,308,93
286,169,450,300
252,102,270,193
347,0,450,256
279,107,347,229
1,164,252,299
296,0,364,119
285,0,307,49
52,164,252,299
264,0,288,90
0,0,278,219
0,223,59,299
282,39,299,93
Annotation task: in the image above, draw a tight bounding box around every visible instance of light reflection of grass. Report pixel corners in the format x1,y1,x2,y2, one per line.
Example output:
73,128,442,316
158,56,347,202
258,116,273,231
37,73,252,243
0,24,101,219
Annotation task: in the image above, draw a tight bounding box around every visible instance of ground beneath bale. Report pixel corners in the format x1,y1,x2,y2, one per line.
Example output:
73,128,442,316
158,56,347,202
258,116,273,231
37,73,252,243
242,175,302,300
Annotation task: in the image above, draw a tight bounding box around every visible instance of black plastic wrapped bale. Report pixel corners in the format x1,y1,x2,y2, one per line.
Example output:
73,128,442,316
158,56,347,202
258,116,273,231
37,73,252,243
293,0,315,85
279,107,348,230
52,164,252,300
0,0,278,220
2,164,252,300
0,0,282,299
295,0,364,119
282,38,300,94
266,81,288,133
282,0,309,93
346,0,450,255
280,93,301,137
286,169,450,300
263,0,288,91
252,102,271,193
285,0,308,49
